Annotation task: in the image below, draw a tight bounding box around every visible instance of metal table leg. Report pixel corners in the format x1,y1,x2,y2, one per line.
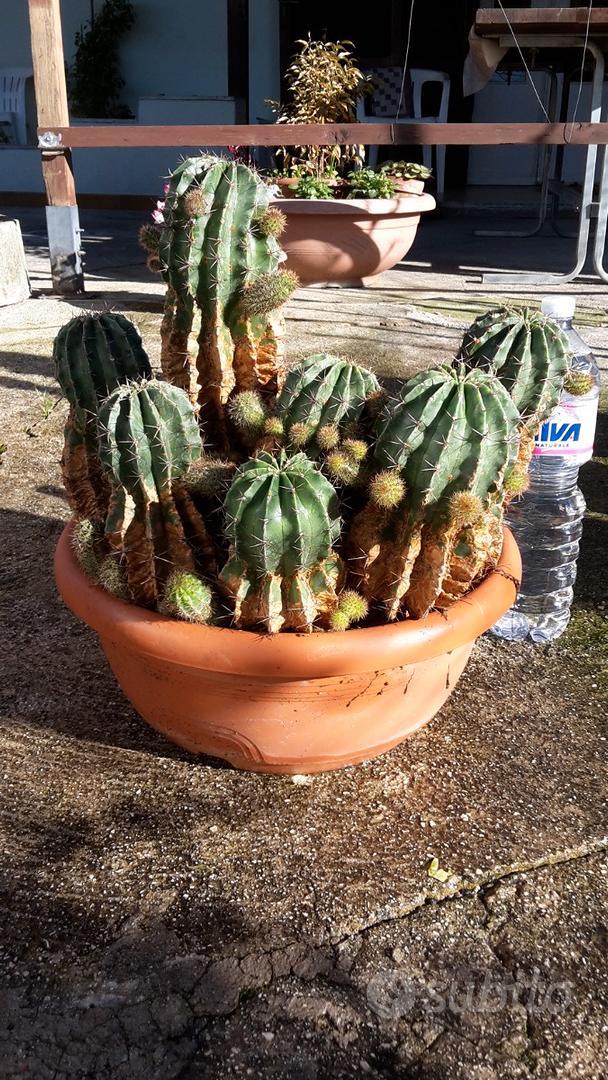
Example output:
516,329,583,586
483,39,605,286
592,141,608,280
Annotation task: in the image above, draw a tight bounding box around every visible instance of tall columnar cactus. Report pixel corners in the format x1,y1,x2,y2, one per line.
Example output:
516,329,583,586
219,451,343,632
53,313,152,521
158,156,298,446
459,306,571,430
348,364,521,619
97,380,216,607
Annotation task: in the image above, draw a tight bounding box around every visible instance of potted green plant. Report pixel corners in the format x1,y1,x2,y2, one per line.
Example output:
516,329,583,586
55,157,577,775
265,38,435,285
378,160,433,195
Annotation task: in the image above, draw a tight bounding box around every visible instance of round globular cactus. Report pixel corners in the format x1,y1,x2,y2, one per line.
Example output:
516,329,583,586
325,449,362,487
219,450,343,632
349,364,521,619
460,306,571,428
138,223,161,255
183,456,237,499
274,354,380,456
98,553,130,600
316,424,341,452
264,416,285,440
563,370,594,396
72,518,101,581
329,590,369,631
54,312,152,522
97,379,215,607
503,464,530,500
241,269,299,318
253,206,287,238
159,569,213,623
228,390,267,438
369,469,405,510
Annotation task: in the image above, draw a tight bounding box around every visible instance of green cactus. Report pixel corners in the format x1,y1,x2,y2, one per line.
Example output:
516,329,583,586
272,354,381,455
159,569,214,623
72,518,129,599
219,450,343,632
97,380,216,607
183,456,237,499
563,370,594,396
329,590,369,631
460,306,571,428
72,517,101,581
348,364,521,619
158,156,297,447
228,390,267,440
138,223,162,255
53,313,152,521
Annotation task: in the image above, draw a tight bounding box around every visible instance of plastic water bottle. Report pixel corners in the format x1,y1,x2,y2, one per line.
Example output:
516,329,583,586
491,295,600,643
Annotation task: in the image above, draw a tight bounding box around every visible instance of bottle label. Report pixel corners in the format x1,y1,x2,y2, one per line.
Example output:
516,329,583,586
533,396,599,461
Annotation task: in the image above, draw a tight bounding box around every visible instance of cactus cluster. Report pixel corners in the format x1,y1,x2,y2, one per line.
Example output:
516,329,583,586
52,157,577,632
156,156,298,448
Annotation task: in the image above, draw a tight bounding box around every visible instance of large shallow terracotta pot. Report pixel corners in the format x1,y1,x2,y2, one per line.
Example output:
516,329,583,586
55,525,520,775
273,192,435,286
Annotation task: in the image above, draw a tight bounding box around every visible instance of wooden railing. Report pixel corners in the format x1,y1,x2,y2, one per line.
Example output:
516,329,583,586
38,122,608,148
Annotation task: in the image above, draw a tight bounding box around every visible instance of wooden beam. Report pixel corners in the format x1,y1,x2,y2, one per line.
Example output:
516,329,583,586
39,121,608,148
28,0,84,294
475,7,608,38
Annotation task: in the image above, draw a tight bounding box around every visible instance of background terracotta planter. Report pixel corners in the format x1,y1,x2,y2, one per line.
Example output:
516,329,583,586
55,524,520,775
390,178,425,195
272,193,435,286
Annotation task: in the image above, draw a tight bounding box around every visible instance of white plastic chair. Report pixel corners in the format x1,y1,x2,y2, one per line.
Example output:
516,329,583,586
357,67,451,197
0,69,33,145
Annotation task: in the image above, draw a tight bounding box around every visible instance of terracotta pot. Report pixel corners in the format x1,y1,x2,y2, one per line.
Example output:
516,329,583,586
55,524,520,775
390,177,425,195
272,193,435,285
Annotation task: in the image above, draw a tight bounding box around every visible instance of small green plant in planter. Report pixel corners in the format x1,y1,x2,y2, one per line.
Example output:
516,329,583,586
347,168,396,200
379,161,433,182
289,176,337,200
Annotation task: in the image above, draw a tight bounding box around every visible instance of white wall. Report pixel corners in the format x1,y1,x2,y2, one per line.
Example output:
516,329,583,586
0,0,282,196
467,72,551,186
0,0,228,120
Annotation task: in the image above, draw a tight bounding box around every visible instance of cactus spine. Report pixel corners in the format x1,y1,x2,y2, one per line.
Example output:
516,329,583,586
159,156,297,446
460,306,571,429
53,313,152,521
220,451,343,632
97,380,215,607
348,364,520,619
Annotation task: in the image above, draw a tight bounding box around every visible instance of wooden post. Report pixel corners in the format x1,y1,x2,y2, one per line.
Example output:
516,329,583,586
28,0,84,294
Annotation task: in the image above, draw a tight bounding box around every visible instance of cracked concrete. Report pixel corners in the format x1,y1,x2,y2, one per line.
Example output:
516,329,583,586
0,205,607,1077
